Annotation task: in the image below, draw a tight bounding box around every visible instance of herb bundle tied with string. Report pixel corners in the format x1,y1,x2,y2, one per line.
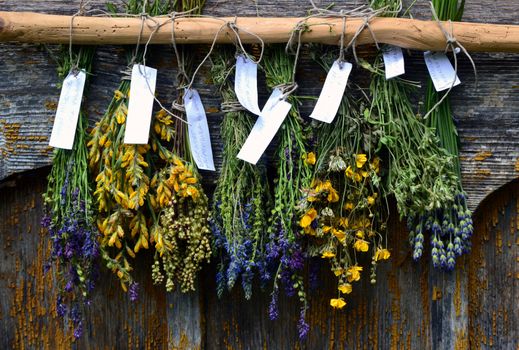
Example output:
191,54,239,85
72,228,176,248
263,44,313,340
210,47,272,300
88,0,211,296
42,45,97,339
422,0,474,270
299,49,390,312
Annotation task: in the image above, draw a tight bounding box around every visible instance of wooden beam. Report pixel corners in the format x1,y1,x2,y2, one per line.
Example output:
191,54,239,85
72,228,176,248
0,11,519,52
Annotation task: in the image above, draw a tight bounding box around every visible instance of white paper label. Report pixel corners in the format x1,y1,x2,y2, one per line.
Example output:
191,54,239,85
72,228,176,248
309,60,352,124
49,70,86,149
237,88,292,165
382,45,405,79
124,64,157,144
184,89,215,171
234,55,262,115
424,51,461,92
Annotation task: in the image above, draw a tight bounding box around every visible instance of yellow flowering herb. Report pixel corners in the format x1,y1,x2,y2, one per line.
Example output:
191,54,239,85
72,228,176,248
338,283,353,294
322,251,336,259
330,298,347,309
300,208,317,228
304,152,316,165
356,154,368,168
332,228,346,242
374,247,391,261
347,265,363,282
353,239,370,252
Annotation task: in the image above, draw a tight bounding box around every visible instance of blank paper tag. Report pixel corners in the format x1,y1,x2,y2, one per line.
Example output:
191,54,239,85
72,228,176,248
424,51,461,92
237,88,292,165
49,70,86,149
309,60,352,124
124,64,157,144
382,45,405,79
184,89,215,171
234,55,262,115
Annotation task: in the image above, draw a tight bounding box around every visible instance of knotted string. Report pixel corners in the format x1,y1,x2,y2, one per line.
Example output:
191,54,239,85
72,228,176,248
227,18,265,64
423,1,478,120
69,0,92,73
221,101,246,113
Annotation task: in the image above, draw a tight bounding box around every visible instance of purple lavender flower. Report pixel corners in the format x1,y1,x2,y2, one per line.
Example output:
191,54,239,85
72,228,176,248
73,321,83,339
297,308,310,340
129,282,139,302
268,290,279,321
56,296,67,317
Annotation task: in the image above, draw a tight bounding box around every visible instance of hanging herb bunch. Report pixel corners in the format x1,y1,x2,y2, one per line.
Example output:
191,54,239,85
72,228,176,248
210,48,272,300
363,0,462,271
88,0,210,295
422,0,474,270
42,46,98,338
299,51,390,311
150,0,212,292
263,45,313,340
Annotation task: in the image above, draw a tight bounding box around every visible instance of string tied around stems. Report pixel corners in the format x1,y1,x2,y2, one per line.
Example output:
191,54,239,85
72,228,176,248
185,16,266,92
221,101,246,113
423,1,478,120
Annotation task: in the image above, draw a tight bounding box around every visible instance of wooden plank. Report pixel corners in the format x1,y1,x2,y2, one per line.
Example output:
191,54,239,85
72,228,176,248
2,12,519,52
468,180,519,349
0,170,170,349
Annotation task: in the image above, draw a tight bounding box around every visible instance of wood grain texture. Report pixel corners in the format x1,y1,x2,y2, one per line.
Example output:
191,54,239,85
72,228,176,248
2,12,519,52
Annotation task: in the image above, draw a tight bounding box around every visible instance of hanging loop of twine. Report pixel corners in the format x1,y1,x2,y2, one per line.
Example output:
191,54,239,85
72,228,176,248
423,1,478,120
69,0,92,73
227,18,265,64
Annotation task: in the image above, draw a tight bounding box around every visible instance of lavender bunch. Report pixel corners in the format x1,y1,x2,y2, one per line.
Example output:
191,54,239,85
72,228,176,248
42,46,99,338
263,46,313,340
210,49,272,299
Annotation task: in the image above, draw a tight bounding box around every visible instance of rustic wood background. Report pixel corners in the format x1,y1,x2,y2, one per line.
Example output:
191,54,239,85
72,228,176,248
0,0,517,349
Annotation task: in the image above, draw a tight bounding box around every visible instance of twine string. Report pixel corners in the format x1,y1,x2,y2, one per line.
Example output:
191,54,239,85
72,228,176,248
221,100,246,113
227,18,265,64
423,1,478,120
69,0,92,73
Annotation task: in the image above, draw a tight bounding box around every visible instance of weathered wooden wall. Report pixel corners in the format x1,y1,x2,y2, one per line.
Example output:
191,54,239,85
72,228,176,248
0,0,518,349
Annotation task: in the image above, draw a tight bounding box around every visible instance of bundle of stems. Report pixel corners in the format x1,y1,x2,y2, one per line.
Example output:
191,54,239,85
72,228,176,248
422,0,473,269
366,0,472,270
210,48,271,300
89,0,211,295
263,45,313,340
147,0,212,293
299,50,390,311
42,45,97,338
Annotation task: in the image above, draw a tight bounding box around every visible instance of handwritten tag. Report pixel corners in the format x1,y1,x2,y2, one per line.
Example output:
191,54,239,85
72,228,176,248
382,45,405,79
124,64,157,144
234,55,262,115
424,51,461,92
309,60,352,123
237,88,292,165
49,70,86,149
184,89,215,171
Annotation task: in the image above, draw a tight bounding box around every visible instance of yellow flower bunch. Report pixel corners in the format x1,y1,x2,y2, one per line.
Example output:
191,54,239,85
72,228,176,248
89,83,210,294
299,147,390,310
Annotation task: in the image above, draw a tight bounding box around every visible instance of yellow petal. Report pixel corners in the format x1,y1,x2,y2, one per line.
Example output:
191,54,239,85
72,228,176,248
305,152,316,165
330,298,346,309
322,251,336,259
353,239,369,252
338,283,353,294
356,154,367,168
